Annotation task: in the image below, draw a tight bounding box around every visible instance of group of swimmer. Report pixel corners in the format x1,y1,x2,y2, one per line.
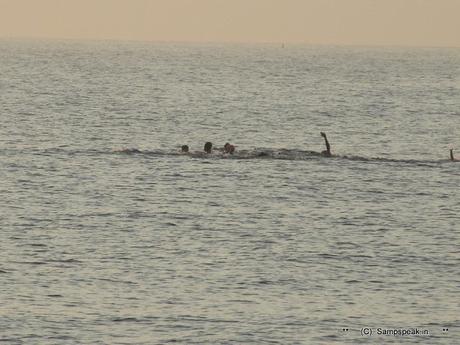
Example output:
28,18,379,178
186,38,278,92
181,141,235,154
180,132,332,156
180,132,457,161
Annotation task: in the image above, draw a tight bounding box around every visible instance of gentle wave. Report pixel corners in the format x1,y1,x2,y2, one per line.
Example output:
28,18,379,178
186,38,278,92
113,147,457,166
3,147,456,165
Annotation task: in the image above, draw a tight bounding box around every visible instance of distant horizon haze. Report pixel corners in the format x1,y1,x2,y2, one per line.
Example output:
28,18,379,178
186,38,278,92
0,0,459,48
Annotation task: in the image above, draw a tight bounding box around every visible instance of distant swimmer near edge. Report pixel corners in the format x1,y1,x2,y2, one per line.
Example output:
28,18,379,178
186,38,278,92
181,145,189,153
450,149,456,161
320,132,331,157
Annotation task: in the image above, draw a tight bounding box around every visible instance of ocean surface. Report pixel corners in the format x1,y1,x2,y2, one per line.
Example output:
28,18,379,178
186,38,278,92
0,39,459,344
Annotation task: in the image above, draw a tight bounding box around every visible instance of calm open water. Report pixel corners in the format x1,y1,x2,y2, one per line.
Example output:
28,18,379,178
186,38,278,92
0,40,459,344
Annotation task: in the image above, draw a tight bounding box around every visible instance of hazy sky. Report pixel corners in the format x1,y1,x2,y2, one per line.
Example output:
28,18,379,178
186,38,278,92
1,0,459,47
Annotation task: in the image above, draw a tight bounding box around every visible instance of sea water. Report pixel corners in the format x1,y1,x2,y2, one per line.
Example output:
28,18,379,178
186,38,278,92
0,40,459,344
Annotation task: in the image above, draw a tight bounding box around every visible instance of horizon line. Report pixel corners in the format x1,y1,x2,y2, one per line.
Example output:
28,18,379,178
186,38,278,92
1,35,460,50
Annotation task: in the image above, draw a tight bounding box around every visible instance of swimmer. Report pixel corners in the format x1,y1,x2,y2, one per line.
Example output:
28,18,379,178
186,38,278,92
320,132,331,157
450,149,455,161
181,145,189,153
224,142,235,154
204,142,213,153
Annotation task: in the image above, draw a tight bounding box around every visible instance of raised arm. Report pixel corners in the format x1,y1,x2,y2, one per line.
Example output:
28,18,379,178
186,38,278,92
320,132,331,157
450,149,454,161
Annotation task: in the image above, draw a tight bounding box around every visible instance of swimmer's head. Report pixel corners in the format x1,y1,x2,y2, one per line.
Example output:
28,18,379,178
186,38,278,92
224,142,235,154
204,142,212,153
181,145,189,153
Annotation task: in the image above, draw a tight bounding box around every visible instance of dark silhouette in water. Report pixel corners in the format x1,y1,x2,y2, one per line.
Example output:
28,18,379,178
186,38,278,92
204,142,213,153
450,149,455,161
224,142,235,154
320,132,331,157
181,145,189,153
